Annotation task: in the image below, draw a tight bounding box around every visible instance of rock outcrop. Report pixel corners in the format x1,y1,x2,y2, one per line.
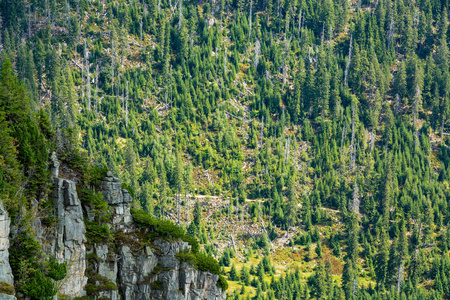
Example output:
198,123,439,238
87,173,226,300
38,171,226,300
0,204,15,300
89,239,226,300
100,171,132,228
49,178,87,298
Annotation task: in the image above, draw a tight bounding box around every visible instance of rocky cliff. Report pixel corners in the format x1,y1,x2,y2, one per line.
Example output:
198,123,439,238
0,204,15,300
3,170,226,300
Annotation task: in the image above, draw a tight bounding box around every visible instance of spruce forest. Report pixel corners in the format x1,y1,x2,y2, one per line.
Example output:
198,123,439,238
1,0,450,299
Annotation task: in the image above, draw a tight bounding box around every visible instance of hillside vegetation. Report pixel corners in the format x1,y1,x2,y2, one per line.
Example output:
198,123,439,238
2,0,450,299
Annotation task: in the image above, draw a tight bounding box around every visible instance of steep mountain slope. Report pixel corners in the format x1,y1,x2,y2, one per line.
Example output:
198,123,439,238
1,0,450,299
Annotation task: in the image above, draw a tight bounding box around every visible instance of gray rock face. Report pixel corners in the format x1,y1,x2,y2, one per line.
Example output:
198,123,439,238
100,174,132,227
0,203,13,286
100,175,123,205
93,244,120,300
36,173,226,300
51,178,87,298
0,294,16,300
50,151,60,177
116,240,226,300
0,202,16,300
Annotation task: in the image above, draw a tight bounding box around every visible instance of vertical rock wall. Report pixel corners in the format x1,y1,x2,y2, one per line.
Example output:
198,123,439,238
51,178,87,297
0,203,15,300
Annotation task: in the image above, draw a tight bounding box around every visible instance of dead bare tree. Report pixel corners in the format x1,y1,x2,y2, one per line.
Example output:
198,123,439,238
95,64,99,119
254,38,261,70
350,102,356,171
344,35,353,89
397,259,404,292
224,46,228,75
126,81,129,129
387,11,395,49
248,0,252,44
285,136,290,165
282,37,290,87
298,9,302,38
413,85,421,149
260,116,264,148
394,93,400,114
85,41,91,112
140,18,143,46
178,0,183,31
350,179,360,215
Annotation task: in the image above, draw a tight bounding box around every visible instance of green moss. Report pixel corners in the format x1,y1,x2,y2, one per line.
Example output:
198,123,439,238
0,282,15,295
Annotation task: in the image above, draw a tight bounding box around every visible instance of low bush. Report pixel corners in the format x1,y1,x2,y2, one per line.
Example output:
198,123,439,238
121,182,135,197
175,251,220,275
48,258,67,281
193,252,220,274
77,187,108,215
22,270,57,300
175,250,196,265
131,209,199,252
217,275,228,291
133,209,226,290
176,250,227,290
86,274,118,297
149,280,164,290
83,164,108,187
86,223,112,244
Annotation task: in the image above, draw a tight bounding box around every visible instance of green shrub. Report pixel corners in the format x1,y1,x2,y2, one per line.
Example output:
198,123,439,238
77,187,108,214
48,258,67,281
183,234,199,254
86,253,102,264
193,252,220,275
131,209,198,251
175,250,196,265
10,229,42,295
86,274,118,297
121,182,135,197
176,251,221,274
83,164,108,187
217,275,228,291
132,209,225,289
23,270,57,300
86,223,112,244
149,280,164,290
176,250,227,290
